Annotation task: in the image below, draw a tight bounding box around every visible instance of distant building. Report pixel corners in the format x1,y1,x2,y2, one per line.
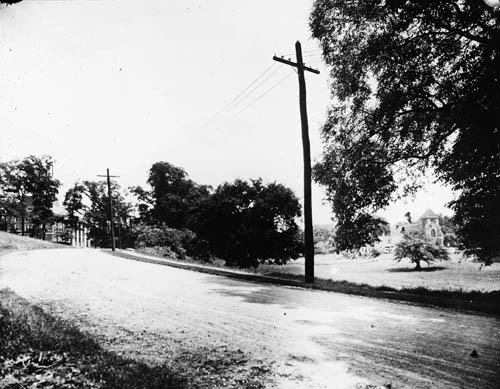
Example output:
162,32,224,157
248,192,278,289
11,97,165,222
50,200,90,248
4,198,89,248
404,209,444,245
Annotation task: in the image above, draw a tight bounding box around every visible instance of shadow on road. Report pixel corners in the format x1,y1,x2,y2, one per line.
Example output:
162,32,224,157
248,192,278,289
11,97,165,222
387,266,446,273
204,277,310,309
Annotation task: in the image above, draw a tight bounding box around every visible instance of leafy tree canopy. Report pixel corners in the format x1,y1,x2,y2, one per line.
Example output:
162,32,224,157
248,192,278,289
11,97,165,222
195,179,303,268
333,213,390,252
21,156,60,231
395,233,450,270
63,180,133,248
310,0,500,263
132,161,210,229
0,156,60,237
63,183,86,232
131,162,303,268
439,215,458,235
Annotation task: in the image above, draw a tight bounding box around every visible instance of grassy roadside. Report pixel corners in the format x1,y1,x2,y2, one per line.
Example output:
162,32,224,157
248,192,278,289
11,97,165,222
0,289,185,388
266,272,500,316
0,231,62,250
0,233,185,388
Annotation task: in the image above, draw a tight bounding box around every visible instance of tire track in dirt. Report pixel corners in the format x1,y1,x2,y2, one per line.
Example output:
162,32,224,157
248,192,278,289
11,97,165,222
2,249,500,388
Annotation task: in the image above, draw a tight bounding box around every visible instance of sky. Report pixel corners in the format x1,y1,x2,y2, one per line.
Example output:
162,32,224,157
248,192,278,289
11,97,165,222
0,0,455,225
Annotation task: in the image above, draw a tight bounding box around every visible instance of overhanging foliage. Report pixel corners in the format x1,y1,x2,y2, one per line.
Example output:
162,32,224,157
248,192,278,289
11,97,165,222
310,0,500,262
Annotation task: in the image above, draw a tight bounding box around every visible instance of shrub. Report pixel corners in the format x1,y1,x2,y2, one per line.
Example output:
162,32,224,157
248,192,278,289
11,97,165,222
394,234,450,270
133,224,196,259
314,225,336,254
443,233,458,247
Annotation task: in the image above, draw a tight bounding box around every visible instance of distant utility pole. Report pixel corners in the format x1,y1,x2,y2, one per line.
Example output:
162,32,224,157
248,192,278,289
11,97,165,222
273,41,320,284
97,169,120,251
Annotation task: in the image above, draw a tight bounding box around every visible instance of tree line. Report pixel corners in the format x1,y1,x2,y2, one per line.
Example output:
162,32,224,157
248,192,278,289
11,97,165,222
63,161,303,268
0,157,304,268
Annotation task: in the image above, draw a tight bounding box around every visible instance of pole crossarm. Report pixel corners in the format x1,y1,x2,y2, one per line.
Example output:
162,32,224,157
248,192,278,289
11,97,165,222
273,41,319,284
272,56,320,74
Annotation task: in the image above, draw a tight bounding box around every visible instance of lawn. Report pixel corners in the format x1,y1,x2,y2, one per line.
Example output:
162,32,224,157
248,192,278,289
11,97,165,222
0,230,62,251
258,252,500,293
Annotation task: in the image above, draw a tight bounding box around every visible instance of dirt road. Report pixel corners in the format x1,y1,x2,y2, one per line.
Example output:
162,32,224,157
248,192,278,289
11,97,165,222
1,249,499,388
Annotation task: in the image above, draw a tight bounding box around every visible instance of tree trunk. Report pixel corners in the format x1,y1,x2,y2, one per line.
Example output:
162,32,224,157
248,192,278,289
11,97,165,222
415,261,422,271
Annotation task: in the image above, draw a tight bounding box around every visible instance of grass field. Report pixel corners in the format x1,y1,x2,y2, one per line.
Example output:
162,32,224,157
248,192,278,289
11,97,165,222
258,252,500,293
253,252,500,316
139,240,500,293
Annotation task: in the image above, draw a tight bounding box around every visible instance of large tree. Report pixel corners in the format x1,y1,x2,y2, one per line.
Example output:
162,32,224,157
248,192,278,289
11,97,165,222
0,156,60,237
131,162,303,268
310,0,500,263
132,162,210,229
194,179,303,268
21,156,60,238
395,233,450,270
0,161,25,232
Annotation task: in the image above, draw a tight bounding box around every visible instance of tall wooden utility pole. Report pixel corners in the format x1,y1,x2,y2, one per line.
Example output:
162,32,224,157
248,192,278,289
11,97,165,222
273,41,319,284
97,169,120,251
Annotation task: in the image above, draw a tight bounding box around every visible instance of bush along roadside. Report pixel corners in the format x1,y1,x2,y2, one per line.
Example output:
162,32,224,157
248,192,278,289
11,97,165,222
0,289,186,389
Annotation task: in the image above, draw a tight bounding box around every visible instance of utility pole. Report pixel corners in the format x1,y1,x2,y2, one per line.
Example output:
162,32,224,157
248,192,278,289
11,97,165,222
273,41,319,284
97,169,120,251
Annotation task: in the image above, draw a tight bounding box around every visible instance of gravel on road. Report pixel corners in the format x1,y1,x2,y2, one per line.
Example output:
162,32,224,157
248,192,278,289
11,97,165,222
2,249,499,388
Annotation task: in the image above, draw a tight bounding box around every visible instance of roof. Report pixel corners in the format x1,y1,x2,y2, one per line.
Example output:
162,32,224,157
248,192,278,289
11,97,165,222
403,223,422,233
421,209,439,219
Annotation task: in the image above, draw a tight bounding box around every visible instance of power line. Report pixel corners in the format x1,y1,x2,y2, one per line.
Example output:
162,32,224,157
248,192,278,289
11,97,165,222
211,70,295,133
303,60,327,66
302,53,323,58
200,63,278,129
277,53,323,62
279,49,322,57
201,55,323,130
205,66,283,128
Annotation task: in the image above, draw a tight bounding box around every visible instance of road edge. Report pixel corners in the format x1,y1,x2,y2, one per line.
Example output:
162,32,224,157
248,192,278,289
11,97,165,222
106,249,500,317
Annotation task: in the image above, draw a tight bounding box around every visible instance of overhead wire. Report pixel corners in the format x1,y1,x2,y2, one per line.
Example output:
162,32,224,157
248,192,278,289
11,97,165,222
302,53,323,58
199,62,278,129
279,49,322,57
211,69,295,133
200,50,323,131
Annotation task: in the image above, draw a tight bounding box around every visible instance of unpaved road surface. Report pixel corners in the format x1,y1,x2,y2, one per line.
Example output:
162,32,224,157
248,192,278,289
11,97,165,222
1,249,499,388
